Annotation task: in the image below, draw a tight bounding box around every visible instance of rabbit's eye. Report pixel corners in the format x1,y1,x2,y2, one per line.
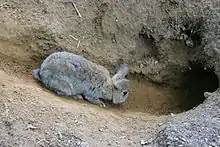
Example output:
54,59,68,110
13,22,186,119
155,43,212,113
123,91,128,96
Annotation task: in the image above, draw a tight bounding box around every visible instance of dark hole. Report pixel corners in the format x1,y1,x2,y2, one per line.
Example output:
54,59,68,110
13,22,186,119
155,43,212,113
181,19,203,47
182,28,202,47
190,31,202,47
177,62,218,111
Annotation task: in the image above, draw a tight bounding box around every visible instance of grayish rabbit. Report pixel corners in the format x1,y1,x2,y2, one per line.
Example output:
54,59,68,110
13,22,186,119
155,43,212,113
32,51,130,107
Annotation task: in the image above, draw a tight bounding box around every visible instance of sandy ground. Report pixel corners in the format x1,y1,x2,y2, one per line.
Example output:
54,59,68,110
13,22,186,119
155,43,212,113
0,0,219,146
0,68,166,147
0,39,167,146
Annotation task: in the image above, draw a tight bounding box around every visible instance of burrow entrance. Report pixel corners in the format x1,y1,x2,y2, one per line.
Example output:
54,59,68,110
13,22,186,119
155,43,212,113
107,62,218,115
176,63,218,111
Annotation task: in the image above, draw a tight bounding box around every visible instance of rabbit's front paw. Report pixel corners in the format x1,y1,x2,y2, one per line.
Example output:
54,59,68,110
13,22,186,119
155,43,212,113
85,97,106,108
99,101,106,108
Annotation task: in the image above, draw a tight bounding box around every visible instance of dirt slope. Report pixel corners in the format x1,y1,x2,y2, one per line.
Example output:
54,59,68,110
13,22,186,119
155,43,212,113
0,69,163,147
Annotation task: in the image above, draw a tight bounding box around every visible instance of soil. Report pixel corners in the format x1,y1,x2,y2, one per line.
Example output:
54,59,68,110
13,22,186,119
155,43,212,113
0,0,219,146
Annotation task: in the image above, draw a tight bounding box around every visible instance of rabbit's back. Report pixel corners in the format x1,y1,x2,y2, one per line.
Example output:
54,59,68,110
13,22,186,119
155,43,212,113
39,52,111,97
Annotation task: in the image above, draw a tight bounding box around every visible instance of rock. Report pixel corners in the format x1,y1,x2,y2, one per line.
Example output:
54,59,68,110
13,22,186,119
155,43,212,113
170,113,175,117
25,124,37,130
151,119,220,147
140,138,154,146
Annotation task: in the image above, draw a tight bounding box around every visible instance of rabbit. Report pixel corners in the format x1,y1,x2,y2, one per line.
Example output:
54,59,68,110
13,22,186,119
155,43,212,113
32,51,130,107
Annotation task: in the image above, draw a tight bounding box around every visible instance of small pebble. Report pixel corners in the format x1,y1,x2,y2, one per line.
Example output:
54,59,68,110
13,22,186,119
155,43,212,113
140,139,147,145
158,123,163,126
185,38,194,47
140,64,144,68
98,128,104,132
115,141,120,145
25,124,37,130
119,136,126,139
58,131,63,140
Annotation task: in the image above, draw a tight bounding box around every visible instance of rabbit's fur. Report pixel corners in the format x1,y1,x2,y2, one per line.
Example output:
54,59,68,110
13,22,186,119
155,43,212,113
32,51,129,107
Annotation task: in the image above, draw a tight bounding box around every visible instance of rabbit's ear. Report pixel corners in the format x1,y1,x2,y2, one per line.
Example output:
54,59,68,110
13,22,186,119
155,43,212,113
113,79,129,89
112,64,129,81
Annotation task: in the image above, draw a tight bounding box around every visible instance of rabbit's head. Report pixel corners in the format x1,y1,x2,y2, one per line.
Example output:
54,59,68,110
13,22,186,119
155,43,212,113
111,64,130,104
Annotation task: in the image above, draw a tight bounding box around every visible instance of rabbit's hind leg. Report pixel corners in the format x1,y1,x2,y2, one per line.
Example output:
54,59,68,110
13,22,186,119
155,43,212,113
48,77,73,96
73,95,84,99
54,89,83,100
54,90,66,96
